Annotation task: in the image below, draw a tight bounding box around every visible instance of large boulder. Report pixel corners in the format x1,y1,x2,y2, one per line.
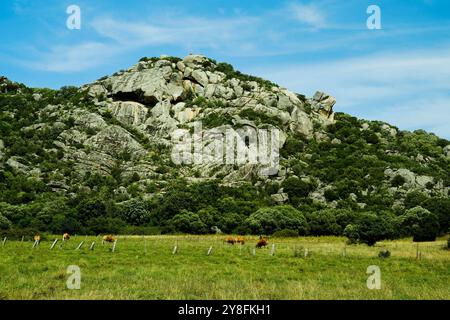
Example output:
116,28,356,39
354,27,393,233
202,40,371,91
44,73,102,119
183,55,209,68
84,125,146,158
290,107,314,138
311,91,335,119
444,145,450,158
109,101,148,126
72,110,107,131
191,70,209,87
384,168,435,190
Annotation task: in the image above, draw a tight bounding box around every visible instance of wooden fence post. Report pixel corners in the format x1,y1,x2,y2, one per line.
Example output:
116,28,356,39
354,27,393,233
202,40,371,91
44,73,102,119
416,243,421,260
270,244,276,256
76,241,84,250
50,239,58,250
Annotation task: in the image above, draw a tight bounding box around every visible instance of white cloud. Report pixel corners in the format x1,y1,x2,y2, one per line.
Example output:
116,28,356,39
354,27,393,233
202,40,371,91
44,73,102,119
91,15,258,49
288,2,327,29
251,47,450,138
375,97,450,138
24,42,121,72
23,14,261,72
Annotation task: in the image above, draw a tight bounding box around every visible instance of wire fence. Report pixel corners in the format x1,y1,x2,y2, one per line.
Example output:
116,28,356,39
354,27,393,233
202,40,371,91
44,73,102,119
1,234,448,261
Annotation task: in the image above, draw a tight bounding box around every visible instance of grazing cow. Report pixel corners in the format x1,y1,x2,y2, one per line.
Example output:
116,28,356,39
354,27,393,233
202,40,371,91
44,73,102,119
224,236,236,245
34,234,41,242
63,233,70,241
236,236,245,245
103,235,116,243
256,236,268,248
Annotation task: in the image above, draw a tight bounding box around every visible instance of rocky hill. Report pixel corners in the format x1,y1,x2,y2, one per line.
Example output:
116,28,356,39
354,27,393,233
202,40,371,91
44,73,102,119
0,55,449,240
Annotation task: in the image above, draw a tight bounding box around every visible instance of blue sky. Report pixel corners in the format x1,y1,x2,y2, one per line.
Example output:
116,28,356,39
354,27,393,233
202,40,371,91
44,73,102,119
1,0,450,138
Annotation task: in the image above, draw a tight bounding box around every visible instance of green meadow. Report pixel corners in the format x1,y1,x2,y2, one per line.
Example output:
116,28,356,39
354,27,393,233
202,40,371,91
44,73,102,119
0,235,449,300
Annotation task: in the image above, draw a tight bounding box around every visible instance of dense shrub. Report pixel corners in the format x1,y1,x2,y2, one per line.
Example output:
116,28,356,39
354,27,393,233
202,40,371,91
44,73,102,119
75,198,107,225
0,214,12,230
239,109,283,128
214,62,277,90
217,212,246,234
400,206,440,242
170,211,208,234
421,198,450,234
378,249,391,258
245,206,309,235
49,214,81,234
404,191,428,209
343,224,360,244
305,209,342,236
281,137,304,157
282,177,314,201
118,199,151,225
85,216,126,235
343,212,396,246
272,229,299,237
335,209,360,230
121,225,161,235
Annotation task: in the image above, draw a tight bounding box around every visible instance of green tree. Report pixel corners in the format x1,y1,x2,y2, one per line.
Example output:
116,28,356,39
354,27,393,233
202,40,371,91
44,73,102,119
343,212,396,246
306,209,342,236
404,191,428,209
86,216,126,235
0,214,12,230
245,205,309,235
170,211,208,234
282,177,315,206
49,214,81,234
76,198,107,225
421,198,450,234
400,206,440,242
118,199,151,225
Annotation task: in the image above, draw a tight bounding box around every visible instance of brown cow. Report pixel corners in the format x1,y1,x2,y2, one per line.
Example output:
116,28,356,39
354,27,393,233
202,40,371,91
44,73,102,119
224,236,236,245
63,233,70,241
103,235,116,243
34,234,41,242
236,236,245,245
256,236,268,248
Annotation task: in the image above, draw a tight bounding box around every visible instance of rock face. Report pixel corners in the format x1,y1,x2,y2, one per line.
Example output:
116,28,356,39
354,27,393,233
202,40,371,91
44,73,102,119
0,139,4,161
384,168,441,194
271,192,289,203
310,91,335,120
75,54,338,180
444,145,450,158
2,54,449,209
109,101,148,127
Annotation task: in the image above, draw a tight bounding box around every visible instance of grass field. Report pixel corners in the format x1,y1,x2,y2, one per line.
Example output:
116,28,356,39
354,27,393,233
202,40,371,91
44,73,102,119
0,235,449,300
